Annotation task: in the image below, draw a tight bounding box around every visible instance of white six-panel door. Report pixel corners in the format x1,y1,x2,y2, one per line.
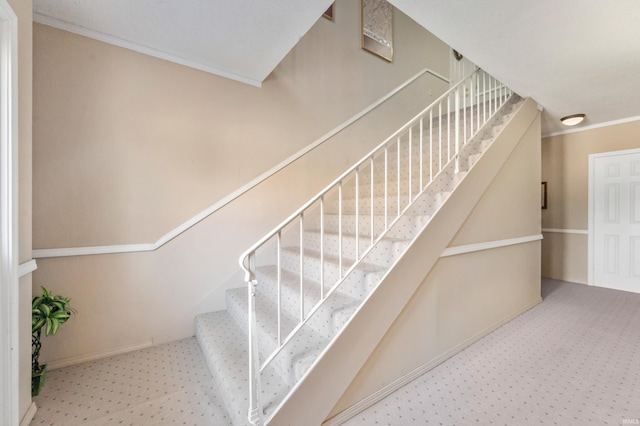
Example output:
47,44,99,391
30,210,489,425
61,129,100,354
590,149,640,293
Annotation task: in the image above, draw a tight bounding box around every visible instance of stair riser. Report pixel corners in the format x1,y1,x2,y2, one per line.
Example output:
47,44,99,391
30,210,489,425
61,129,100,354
358,146,481,182
253,267,360,339
330,161,475,216
225,288,321,386
306,213,429,240
194,317,246,426
324,189,451,217
354,152,472,185
279,250,384,300
294,232,408,268
194,311,292,426
345,125,483,180
254,267,321,322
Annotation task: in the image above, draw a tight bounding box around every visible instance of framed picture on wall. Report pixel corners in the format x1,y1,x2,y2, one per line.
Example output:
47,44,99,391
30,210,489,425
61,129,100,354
361,0,393,62
541,182,548,209
323,4,334,21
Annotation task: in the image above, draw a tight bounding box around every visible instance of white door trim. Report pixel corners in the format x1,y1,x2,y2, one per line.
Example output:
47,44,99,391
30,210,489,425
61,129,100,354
588,148,640,286
0,1,19,424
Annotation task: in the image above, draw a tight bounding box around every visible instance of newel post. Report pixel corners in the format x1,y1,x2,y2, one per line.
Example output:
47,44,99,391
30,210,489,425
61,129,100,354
246,254,263,425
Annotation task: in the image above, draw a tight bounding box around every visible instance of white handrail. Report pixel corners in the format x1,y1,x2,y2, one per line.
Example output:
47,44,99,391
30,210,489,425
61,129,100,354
240,68,516,424
32,67,448,259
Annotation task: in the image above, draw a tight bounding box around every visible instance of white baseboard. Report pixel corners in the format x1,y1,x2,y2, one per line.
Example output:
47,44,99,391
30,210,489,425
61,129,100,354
46,340,153,370
323,297,542,426
20,401,37,426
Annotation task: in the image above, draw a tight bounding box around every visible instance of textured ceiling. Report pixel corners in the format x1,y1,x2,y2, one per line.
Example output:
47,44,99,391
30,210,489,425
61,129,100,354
34,0,640,135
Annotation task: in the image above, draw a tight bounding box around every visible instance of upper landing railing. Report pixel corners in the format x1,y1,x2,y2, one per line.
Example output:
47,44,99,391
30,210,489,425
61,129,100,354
239,68,514,424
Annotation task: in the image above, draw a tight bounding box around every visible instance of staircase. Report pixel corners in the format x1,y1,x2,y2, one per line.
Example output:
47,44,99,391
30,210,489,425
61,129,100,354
195,69,524,425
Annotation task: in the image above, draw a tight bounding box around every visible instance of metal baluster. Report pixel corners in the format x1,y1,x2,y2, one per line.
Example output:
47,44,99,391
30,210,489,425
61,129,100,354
447,95,451,162
419,118,424,191
438,102,442,173
476,73,481,131
355,168,359,260
494,77,498,116
276,232,281,345
502,83,506,107
299,214,304,321
370,157,374,245
491,76,495,116
247,253,262,425
492,77,495,115
384,146,388,230
396,137,401,218
319,197,324,300
338,182,343,278
463,80,467,145
455,87,460,173
408,127,413,204
483,72,487,125
470,75,475,135
430,109,433,182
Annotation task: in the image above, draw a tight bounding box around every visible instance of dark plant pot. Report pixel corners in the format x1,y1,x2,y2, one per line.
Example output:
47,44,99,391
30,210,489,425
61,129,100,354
31,364,47,397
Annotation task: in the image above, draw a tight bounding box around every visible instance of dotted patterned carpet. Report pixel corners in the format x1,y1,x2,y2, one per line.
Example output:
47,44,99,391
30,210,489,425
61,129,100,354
32,337,231,425
32,279,640,425
342,279,640,425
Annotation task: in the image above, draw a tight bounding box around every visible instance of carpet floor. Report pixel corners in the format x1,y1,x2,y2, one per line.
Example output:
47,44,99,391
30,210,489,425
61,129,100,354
342,278,640,425
32,279,640,425
31,337,231,425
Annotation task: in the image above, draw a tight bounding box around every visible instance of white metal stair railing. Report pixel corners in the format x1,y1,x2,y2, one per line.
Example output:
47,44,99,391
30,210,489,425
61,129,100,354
239,68,515,424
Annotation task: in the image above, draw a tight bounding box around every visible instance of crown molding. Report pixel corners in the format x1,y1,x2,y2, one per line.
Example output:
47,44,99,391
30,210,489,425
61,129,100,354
33,13,263,88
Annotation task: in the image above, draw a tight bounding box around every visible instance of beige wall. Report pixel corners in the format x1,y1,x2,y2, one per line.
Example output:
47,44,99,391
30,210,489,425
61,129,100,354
32,1,452,366
33,2,449,249
329,107,542,419
541,120,640,283
6,0,34,421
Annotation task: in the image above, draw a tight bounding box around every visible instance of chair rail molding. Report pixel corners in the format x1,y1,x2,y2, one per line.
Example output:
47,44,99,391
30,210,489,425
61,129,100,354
33,67,449,259
18,259,37,278
541,228,588,235
441,234,543,257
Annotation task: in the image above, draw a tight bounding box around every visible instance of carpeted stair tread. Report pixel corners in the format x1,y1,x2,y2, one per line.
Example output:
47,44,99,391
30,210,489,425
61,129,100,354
278,246,387,299
194,310,289,425
306,212,430,240
253,265,363,338
225,286,330,386
298,230,410,268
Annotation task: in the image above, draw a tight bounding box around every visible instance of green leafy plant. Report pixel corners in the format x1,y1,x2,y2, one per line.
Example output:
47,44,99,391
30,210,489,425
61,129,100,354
32,286,76,395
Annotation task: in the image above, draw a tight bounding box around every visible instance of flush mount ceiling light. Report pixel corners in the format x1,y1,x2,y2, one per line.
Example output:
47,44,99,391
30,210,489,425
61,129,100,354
560,113,586,126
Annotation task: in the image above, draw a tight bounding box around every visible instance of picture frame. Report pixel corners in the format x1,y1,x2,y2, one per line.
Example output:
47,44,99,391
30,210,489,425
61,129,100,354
541,182,548,209
361,0,393,62
323,4,334,21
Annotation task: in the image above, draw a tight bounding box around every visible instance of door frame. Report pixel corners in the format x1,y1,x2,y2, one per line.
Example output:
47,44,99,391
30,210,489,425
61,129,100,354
0,0,19,423
588,147,640,287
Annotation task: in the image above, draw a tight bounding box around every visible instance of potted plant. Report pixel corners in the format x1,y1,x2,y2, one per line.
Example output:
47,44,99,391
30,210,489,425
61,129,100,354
32,286,76,396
